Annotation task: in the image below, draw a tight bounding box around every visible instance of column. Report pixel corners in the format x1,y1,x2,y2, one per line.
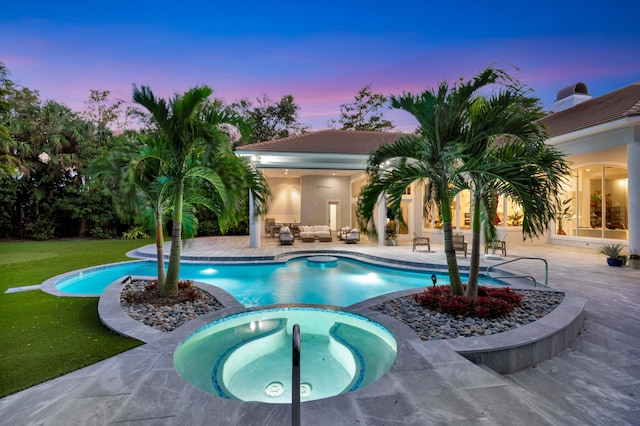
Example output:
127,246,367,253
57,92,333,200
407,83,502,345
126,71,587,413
248,190,261,248
627,135,640,254
377,193,386,246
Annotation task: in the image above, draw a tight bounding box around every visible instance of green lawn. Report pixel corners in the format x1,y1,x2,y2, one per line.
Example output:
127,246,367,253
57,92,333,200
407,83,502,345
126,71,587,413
0,239,151,398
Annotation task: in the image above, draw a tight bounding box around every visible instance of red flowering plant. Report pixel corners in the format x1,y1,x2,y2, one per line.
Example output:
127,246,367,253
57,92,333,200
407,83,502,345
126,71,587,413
184,287,201,301
178,280,194,289
144,280,158,292
414,285,522,319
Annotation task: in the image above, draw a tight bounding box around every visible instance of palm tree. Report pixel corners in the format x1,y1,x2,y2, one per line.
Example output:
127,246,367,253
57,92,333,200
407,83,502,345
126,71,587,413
132,85,269,297
461,142,570,297
358,68,510,296
90,134,172,285
455,87,570,297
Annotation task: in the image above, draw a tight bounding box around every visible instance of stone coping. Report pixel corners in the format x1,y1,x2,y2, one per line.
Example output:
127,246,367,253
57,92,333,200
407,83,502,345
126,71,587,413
41,253,455,299
98,273,585,374
40,259,152,298
40,248,585,375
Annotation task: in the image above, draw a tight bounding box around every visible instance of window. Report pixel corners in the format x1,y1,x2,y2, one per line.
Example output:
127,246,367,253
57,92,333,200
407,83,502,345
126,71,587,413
567,165,628,240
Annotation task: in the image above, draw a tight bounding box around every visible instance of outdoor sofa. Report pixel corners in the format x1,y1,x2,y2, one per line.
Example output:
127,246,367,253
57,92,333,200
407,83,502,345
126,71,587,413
299,225,332,242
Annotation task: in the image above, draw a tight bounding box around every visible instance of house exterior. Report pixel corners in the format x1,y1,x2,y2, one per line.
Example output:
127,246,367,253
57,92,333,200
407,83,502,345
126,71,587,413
235,83,639,255
235,130,406,247
539,82,639,255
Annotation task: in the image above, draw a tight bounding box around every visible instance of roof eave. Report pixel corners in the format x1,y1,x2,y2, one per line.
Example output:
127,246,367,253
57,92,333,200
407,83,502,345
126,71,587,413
546,115,640,146
236,151,371,170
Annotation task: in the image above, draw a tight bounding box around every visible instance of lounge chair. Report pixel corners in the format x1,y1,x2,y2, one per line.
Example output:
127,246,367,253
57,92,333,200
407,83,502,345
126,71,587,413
279,226,294,245
412,232,430,252
453,234,468,258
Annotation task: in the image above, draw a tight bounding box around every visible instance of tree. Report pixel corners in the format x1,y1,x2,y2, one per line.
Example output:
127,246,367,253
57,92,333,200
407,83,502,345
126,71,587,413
329,85,394,131
0,62,125,239
232,94,308,145
0,62,38,178
81,89,128,147
358,68,527,296
132,85,270,297
90,134,169,283
458,89,570,296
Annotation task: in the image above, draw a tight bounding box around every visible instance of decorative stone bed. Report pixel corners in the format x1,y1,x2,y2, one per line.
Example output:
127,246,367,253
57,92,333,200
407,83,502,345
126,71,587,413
99,276,585,375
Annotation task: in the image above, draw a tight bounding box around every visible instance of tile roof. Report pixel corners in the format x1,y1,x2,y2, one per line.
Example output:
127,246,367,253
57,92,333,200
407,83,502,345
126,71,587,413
540,83,640,137
235,130,406,155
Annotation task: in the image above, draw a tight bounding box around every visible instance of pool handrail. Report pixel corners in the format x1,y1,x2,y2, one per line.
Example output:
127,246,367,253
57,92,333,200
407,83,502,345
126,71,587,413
485,257,549,287
292,324,301,426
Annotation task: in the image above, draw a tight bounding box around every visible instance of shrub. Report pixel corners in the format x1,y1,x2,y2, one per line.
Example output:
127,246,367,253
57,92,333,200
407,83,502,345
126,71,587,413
413,285,450,310
144,280,158,292
438,295,475,317
414,285,522,319
89,227,113,239
184,287,200,301
122,226,150,240
198,220,219,236
25,220,56,241
122,290,138,303
597,243,624,258
474,297,513,318
479,287,522,305
178,280,193,289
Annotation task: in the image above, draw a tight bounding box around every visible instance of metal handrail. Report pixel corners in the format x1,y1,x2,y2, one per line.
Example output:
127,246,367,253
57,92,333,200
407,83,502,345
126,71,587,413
292,324,301,426
485,257,549,287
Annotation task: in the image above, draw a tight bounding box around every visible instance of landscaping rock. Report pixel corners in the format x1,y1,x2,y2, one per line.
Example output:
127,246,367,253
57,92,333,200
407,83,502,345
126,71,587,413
371,289,564,340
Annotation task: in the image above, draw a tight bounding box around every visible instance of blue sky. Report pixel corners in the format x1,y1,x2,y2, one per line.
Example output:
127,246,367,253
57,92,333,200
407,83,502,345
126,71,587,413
2,1,639,131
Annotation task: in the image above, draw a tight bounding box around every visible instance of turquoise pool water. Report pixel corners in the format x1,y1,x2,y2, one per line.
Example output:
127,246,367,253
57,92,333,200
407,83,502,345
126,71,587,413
174,307,397,403
54,257,499,307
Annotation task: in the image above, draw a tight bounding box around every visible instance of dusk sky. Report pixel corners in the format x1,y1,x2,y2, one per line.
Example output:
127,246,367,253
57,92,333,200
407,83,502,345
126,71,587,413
2,1,639,131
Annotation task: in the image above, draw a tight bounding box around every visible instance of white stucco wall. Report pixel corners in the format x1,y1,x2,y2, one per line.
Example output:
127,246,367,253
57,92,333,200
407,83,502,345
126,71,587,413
266,177,301,223
300,175,350,228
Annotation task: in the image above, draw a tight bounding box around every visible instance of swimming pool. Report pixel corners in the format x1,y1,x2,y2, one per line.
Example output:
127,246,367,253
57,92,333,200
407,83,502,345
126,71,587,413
52,256,500,307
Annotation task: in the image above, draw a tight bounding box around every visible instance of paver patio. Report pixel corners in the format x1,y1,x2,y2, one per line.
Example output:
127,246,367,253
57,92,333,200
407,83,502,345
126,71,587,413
1,236,638,425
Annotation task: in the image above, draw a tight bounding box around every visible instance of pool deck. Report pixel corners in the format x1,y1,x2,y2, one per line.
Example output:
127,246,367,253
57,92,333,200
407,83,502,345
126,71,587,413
2,236,639,425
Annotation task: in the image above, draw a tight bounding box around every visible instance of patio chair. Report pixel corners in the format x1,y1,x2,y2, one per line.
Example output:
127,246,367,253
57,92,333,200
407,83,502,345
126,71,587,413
290,224,301,240
264,218,275,237
485,235,507,256
452,234,468,258
412,232,430,252
278,226,294,245
344,229,360,244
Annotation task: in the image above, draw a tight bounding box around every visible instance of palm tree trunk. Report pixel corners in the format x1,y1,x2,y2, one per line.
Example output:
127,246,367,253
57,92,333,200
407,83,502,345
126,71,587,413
441,192,464,296
161,181,183,298
466,198,482,298
155,210,166,288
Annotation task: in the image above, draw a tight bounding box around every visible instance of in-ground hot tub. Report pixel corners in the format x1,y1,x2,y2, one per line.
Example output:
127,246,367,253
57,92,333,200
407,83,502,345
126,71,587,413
174,307,397,403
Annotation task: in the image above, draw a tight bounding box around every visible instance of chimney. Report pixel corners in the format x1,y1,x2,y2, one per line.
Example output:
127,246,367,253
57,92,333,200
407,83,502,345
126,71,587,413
554,82,592,112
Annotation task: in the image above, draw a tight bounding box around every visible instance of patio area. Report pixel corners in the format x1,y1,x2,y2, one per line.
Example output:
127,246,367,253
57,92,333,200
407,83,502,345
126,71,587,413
1,236,639,425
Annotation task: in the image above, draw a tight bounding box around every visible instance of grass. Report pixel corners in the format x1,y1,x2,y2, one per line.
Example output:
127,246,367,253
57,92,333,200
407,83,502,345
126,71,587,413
0,238,152,398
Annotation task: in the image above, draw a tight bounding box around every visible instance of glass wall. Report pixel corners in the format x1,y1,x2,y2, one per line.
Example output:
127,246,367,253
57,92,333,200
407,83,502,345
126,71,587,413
422,191,523,230
564,165,628,240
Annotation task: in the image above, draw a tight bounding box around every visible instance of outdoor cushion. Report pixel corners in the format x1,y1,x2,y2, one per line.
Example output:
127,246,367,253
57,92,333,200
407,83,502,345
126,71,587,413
299,225,331,239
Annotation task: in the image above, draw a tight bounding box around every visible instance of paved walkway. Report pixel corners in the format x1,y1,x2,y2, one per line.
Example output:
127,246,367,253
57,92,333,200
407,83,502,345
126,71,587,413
1,236,639,425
